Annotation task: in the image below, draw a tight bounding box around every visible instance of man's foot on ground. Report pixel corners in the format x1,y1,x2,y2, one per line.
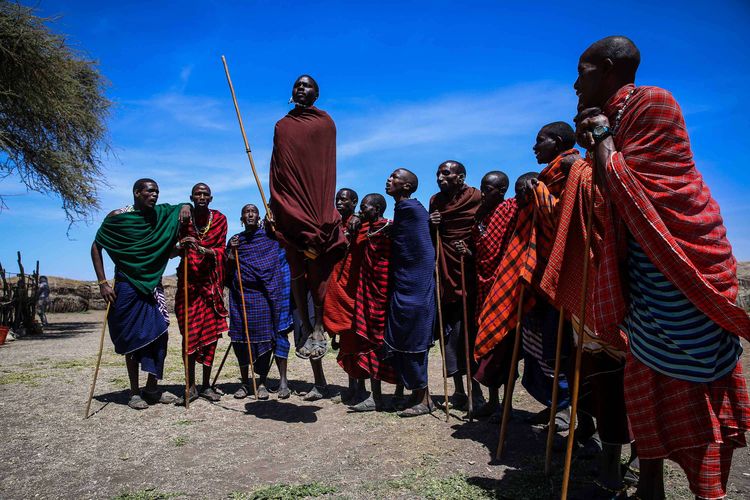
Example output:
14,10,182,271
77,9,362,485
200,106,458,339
254,385,270,400
474,401,498,418
392,394,408,411
397,402,433,418
526,407,551,425
277,386,291,400
174,387,199,406
450,392,468,411
308,328,328,360
141,389,179,405
199,386,221,402
349,395,382,412
302,385,327,402
233,384,250,399
554,409,570,432
127,394,149,410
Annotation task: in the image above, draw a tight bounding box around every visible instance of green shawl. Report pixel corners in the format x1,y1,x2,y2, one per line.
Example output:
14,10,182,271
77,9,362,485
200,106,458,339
95,203,185,294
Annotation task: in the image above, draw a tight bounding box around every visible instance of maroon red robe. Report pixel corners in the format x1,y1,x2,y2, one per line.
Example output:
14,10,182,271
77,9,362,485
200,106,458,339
429,185,482,304
269,106,346,259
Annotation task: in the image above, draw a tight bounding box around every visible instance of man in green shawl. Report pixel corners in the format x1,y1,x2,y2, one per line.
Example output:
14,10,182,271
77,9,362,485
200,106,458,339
91,178,190,410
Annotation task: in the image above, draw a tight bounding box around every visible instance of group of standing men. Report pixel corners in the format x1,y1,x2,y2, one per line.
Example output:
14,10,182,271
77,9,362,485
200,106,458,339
91,35,748,500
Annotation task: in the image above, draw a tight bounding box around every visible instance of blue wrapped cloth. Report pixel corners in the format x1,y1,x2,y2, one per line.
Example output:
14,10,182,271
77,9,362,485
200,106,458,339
108,272,169,378
227,228,292,360
385,198,436,354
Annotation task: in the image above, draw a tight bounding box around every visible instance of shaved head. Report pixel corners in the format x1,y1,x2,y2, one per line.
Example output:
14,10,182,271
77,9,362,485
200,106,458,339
439,160,466,177
481,171,509,192
191,182,211,195
398,168,418,194
540,121,576,150
582,36,640,82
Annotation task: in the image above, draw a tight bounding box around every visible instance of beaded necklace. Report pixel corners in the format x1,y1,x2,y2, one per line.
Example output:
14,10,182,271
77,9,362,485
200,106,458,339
367,220,390,238
612,88,636,136
191,210,213,240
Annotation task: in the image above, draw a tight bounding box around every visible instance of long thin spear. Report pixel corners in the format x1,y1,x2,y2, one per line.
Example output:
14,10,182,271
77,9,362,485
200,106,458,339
434,233,450,422
560,162,598,499
459,255,474,422
495,284,525,459
221,55,273,225
544,306,567,475
235,247,259,400
183,249,191,410
84,302,111,419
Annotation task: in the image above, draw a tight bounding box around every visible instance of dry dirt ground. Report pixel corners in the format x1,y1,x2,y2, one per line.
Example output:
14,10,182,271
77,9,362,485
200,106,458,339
0,312,748,499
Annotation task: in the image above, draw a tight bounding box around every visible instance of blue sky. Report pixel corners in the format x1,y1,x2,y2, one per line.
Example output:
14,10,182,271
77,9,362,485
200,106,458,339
2,0,749,279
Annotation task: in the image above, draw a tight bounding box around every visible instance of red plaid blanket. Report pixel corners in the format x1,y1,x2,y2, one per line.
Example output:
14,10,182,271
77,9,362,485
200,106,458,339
601,84,750,341
473,198,518,319
175,209,229,359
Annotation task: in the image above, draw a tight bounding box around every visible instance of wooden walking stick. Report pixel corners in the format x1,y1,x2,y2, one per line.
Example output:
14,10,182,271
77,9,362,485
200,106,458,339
496,209,537,459
222,55,273,226
182,249,191,410
234,247,259,399
495,284,525,459
459,254,474,422
211,341,233,388
544,306,567,475
84,302,111,419
560,163,598,500
434,233,451,422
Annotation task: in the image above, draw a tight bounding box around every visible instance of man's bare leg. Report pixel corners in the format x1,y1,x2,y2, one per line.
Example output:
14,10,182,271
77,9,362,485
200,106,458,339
199,358,221,401
303,358,328,401
636,459,665,500
307,255,334,358
398,387,433,417
275,357,290,398
125,355,148,409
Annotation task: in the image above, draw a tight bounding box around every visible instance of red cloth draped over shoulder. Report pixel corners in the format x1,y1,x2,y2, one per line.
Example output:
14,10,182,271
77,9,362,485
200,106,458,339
323,217,367,337
430,186,482,304
599,84,750,341
175,209,229,355
339,218,397,383
538,157,629,351
269,106,346,257
473,198,518,320
474,154,571,361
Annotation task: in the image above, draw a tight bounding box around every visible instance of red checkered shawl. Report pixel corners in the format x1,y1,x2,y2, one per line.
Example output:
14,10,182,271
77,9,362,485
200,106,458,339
354,218,392,345
603,84,749,342
473,198,518,320
430,186,482,304
323,216,367,336
474,155,570,360
175,209,229,349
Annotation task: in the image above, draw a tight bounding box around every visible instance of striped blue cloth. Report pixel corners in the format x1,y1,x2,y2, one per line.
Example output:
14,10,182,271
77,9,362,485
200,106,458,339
227,228,293,360
622,237,742,382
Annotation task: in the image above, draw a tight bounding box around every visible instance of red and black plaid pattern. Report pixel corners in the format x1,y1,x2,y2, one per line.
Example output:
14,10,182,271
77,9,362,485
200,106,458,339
539,158,629,351
474,204,537,360
175,209,229,366
473,198,518,319
323,217,367,336
338,219,397,383
601,84,750,342
624,352,749,498
532,149,577,265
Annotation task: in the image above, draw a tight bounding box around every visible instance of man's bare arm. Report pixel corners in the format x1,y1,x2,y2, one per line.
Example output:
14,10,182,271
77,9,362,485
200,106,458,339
91,241,116,304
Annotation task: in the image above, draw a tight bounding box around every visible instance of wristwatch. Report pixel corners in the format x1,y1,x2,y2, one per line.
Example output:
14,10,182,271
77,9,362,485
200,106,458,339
592,125,612,144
